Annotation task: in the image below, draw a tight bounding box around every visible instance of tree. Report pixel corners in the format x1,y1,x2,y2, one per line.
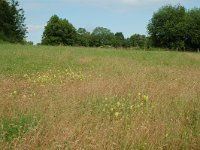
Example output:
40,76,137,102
123,38,132,48
113,32,125,48
148,5,200,51
115,32,125,41
185,8,200,50
76,28,90,47
129,34,146,48
0,0,27,42
148,5,186,49
42,15,76,46
90,27,115,47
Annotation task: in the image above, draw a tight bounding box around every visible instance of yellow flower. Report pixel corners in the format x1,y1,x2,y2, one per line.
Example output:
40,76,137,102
23,74,28,78
13,91,17,94
143,95,149,102
32,92,36,96
138,92,141,96
115,112,119,117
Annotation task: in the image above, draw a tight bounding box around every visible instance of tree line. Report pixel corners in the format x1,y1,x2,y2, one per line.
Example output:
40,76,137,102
0,0,199,51
41,15,147,48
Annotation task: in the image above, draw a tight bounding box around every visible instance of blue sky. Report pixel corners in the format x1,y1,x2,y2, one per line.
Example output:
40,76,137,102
18,0,199,44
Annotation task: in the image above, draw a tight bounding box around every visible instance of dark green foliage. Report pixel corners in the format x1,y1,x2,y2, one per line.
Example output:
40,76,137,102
129,34,146,48
148,5,186,49
148,5,200,51
113,32,126,48
115,32,125,41
185,8,200,50
0,0,27,43
26,41,34,45
40,16,148,49
41,15,76,46
39,4,200,50
90,27,115,47
76,28,90,47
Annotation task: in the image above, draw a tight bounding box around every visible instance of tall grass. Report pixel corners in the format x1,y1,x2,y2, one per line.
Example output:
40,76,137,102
0,43,200,149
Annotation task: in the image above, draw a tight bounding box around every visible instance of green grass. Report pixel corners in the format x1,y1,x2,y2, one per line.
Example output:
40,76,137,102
0,44,199,76
0,43,200,149
0,114,38,142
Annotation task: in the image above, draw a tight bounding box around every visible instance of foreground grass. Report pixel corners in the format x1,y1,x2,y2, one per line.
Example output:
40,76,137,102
0,44,200,149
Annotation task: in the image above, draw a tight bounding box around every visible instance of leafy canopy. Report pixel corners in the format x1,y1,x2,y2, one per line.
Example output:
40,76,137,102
148,5,200,50
42,15,76,46
0,0,27,42
90,27,115,47
76,28,90,47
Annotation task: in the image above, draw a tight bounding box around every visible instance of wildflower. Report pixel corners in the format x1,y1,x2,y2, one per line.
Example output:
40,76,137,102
143,95,149,102
130,105,133,110
138,92,141,96
23,74,28,78
105,97,108,100
13,91,17,94
115,112,119,117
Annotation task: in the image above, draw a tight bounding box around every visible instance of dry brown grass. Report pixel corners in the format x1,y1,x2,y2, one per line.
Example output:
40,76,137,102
0,45,200,149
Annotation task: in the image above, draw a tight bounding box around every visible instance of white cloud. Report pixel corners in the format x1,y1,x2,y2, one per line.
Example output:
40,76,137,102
27,25,44,32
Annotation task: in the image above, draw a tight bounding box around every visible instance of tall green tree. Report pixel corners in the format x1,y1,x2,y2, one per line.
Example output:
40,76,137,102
42,15,76,46
113,32,125,47
90,27,115,47
148,5,186,49
0,0,27,42
115,32,125,41
76,28,90,47
129,34,146,48
185,8,200,50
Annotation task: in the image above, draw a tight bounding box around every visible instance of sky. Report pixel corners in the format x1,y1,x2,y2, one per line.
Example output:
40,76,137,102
18,0,200,44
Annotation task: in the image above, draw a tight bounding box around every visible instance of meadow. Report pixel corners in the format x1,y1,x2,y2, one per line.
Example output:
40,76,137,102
0,43,200,149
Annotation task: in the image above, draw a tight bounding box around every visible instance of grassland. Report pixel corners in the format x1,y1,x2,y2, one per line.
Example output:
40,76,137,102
0,43,200,149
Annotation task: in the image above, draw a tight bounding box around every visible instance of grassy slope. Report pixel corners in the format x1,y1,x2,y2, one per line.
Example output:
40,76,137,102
0,44,200,149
